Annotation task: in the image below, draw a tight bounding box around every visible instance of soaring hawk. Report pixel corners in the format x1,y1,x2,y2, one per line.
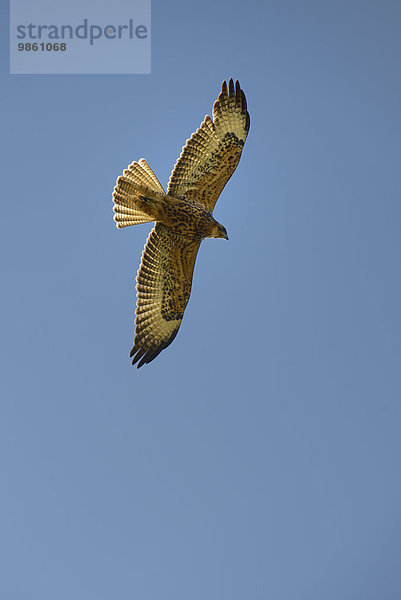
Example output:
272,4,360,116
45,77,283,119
112,79,250,368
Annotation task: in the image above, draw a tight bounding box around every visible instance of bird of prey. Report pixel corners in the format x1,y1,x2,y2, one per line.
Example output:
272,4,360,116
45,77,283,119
112,78,250,368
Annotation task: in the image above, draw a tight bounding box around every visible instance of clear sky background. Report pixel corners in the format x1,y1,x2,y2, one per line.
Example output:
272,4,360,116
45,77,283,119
1,1,401,598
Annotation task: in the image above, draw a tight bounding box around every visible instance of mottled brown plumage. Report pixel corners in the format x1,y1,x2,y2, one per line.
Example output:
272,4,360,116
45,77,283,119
112,78,250,367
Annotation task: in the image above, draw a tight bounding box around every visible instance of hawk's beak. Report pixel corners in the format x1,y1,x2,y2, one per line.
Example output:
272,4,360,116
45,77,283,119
224,233,229,240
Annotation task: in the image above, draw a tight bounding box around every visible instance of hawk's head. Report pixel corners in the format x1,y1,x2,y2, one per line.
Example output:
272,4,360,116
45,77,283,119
210,221,229,240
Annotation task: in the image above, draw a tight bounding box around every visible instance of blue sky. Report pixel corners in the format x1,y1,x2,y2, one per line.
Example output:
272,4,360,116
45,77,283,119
1,0,401,598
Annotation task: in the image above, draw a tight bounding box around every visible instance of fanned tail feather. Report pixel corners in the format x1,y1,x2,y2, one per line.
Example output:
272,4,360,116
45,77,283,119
112,159,166,229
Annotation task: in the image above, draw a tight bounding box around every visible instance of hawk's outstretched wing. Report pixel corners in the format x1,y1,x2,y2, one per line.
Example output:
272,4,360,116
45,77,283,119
130,223,201,368
167,78,250,212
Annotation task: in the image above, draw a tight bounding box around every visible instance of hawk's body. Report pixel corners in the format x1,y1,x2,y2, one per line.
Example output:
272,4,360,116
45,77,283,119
112,79,250,367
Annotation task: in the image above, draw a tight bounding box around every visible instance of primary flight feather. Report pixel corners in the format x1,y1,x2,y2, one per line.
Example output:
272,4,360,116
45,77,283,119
112,78,250,368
